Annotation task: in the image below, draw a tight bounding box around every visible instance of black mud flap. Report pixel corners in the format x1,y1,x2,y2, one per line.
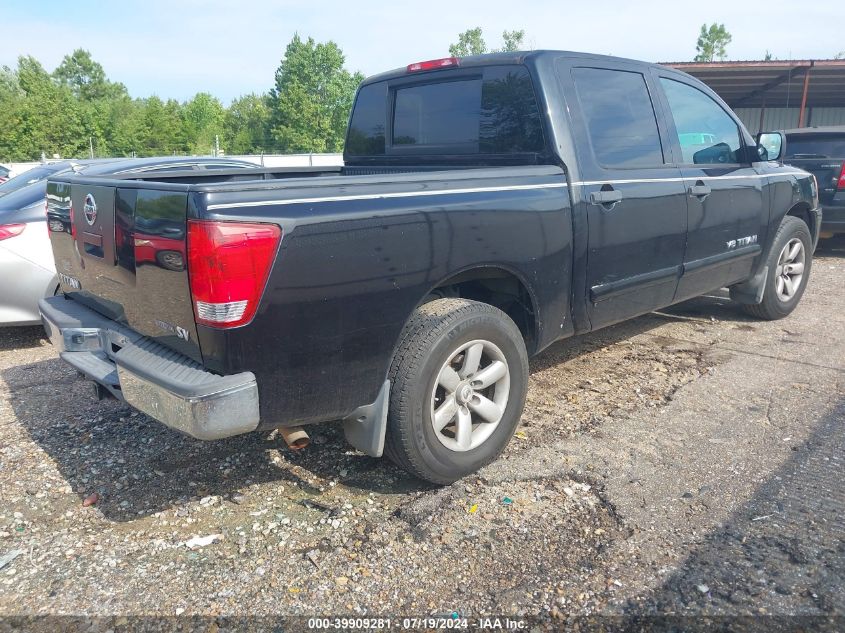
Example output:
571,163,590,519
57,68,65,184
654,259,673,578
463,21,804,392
729,265,768,305
342,380,390,457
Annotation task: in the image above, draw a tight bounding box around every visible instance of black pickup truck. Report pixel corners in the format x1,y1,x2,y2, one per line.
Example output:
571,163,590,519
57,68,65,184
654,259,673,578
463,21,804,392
759,126,845,237
40,51,821,484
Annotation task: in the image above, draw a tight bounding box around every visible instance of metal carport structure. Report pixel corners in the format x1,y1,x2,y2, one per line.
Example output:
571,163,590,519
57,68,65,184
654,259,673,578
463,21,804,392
663,59,845,134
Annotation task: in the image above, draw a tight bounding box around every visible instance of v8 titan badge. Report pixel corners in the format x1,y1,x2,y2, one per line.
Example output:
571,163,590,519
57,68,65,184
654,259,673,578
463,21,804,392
83,193,97,226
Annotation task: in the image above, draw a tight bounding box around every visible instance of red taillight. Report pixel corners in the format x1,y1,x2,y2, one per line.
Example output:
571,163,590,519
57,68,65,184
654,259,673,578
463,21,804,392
407,57,459,72
187,220,282,329
837,163,845,190
0,224,25,241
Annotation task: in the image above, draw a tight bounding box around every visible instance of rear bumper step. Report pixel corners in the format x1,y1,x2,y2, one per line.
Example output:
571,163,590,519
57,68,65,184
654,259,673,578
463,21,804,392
39,296,260,440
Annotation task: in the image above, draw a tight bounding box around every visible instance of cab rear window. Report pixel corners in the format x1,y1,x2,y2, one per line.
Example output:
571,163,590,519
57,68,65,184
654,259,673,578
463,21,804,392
345,65,545,157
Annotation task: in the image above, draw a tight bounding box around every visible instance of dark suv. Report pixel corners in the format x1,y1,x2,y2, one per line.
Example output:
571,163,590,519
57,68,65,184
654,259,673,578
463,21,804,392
760,126,845,237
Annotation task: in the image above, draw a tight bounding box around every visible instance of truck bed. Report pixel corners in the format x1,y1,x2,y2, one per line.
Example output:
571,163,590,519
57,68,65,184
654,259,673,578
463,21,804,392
46,164,571,425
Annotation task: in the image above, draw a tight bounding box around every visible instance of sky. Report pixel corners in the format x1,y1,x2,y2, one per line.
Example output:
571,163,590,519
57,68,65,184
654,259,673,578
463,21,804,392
0,0,841,104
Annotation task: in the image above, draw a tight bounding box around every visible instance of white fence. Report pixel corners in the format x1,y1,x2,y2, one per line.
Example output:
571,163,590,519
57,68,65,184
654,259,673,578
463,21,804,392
3,153,344,178
244,153,343,168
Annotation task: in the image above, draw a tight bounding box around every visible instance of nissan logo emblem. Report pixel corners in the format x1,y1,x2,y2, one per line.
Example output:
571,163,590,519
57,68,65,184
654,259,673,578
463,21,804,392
83,193,97,226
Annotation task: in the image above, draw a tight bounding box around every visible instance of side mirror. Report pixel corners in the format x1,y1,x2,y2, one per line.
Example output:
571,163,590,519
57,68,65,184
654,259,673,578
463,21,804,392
692,142,733,164
757,132,783,161
732,144,768,164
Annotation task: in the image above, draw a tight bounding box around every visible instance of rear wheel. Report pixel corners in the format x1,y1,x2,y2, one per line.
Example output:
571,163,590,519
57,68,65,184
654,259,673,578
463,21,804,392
384,298,528,484
743,216,813,320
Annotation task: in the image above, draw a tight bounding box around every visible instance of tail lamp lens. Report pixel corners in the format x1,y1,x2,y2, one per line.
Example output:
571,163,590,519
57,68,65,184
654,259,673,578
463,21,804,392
0,224,25,241
187,220,282,328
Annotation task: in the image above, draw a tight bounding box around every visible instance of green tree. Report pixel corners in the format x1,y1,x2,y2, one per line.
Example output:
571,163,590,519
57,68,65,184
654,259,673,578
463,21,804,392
53,49,126,102
449,28,487,56
497,30,525,52
183,92,224,154
269,34,363,153
103,95,145,157
224,93,270,154
0,66,24,161
0,65,20,100
138,96,186,156
13,56,86,160
450,28,529,56
1,44,369,161
53,50,130,157
694,23,732,62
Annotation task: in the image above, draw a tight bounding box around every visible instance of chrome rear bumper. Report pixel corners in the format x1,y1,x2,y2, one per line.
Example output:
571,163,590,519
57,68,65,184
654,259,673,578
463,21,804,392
39,296,260,440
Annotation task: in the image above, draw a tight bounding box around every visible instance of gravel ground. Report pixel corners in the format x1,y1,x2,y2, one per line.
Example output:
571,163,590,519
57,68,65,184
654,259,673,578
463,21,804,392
0,237,843,625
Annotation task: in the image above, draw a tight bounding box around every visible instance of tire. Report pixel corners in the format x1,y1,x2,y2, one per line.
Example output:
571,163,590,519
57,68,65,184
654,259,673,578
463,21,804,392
743,216,813,320
155,250,185,272
384,298,529,485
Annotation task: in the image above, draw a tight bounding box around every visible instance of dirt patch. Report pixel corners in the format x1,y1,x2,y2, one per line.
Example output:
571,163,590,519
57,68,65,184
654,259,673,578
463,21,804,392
1,249,842,618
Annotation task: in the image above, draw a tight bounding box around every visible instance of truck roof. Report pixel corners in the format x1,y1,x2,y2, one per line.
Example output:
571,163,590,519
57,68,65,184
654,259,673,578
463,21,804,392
361,50,674,85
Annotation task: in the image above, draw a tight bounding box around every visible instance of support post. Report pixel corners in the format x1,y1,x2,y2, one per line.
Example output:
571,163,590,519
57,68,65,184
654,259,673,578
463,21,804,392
798,68,811,127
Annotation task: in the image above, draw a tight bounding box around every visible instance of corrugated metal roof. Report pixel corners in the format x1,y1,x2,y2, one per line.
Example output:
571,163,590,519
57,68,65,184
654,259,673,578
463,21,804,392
664,59,845,67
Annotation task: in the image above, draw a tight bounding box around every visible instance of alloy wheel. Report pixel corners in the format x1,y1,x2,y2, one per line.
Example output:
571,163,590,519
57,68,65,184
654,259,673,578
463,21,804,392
774,238,805,302
429,339,510,452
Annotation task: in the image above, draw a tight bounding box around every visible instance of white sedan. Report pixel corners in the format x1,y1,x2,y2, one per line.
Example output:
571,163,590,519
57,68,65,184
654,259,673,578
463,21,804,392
0,156,257,326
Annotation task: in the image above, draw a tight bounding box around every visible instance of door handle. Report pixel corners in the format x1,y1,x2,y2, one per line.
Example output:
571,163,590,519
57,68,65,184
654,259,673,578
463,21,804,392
590,189,623,206
688,183,711,198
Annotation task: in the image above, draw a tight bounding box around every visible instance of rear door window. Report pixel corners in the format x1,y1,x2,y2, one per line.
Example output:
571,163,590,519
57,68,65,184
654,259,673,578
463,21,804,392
346,65,544,157
784,135,845,158
572,67,665,168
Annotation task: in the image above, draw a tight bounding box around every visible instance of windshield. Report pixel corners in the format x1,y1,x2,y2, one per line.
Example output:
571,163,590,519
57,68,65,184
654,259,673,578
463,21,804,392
784,135,845,159
0,165,63,196
0,181,49,212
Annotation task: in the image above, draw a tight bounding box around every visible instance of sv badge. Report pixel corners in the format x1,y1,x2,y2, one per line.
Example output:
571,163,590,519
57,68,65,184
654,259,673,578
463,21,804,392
155,319,190,341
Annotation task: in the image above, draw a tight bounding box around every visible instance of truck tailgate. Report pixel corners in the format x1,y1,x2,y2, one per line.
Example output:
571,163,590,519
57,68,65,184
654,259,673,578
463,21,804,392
46,179,201,362
787,157,844,205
